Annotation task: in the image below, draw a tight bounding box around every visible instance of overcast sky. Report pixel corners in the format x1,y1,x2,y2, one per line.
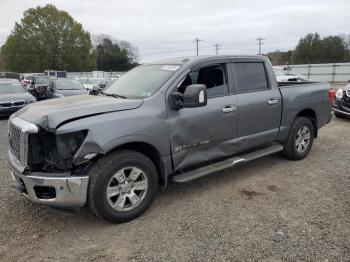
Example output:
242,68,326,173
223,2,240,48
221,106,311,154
0,0,349,62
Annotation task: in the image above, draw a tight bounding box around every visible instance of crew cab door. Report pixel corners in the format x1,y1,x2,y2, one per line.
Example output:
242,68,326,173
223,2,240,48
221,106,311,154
229,61,282,151
167,62,239,171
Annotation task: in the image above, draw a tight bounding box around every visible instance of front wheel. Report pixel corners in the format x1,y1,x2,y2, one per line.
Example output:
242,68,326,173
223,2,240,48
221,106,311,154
88,150,159,223
282,117,314,160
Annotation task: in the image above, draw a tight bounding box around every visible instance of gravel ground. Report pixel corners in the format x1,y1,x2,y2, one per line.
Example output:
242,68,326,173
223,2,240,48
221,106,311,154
0,117,349,261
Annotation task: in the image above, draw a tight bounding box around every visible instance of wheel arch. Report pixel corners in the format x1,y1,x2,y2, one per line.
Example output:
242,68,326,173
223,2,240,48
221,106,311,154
295,108,318,138
107,141,168,188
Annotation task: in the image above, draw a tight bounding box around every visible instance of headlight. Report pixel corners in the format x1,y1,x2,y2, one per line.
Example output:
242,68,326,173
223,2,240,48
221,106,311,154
336,88,343,100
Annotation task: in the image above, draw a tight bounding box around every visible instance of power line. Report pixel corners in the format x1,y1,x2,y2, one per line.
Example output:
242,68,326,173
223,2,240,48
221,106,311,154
194,37,203,56
256,37,265,55
213,44,222,55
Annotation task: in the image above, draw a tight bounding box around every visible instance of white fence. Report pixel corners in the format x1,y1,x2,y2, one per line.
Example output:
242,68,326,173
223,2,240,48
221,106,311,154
66,71,125,79
279,63,350,84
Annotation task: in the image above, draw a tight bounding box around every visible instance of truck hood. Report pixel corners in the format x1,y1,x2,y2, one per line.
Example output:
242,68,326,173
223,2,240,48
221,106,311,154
13,94,143,130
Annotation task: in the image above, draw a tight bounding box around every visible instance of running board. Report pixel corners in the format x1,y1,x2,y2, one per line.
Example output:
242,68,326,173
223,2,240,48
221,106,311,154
172,143,283,183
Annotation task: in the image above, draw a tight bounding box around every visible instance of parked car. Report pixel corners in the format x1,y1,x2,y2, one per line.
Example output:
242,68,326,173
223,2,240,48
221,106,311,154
20,75,34,88
48,78,87,98
90,78,118,94
76,78,104,90
0,80,36,116
333,82,350,118
273,66,307,82
8,55,333,223
30,75,52,100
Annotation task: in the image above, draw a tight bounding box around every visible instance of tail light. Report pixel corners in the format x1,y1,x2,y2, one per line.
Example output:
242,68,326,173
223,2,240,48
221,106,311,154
328,89,336,105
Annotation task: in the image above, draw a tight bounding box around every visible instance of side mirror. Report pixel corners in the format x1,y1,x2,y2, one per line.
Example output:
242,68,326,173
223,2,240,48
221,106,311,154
182,84,207,108
170,84,207,110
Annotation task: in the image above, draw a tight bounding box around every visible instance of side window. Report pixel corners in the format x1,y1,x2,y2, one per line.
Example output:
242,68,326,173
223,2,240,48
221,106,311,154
178,64,227,98
235,62,268,93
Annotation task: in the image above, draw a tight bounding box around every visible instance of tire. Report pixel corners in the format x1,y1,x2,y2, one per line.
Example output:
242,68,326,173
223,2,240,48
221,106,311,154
88,150,159,223
282,117,314,160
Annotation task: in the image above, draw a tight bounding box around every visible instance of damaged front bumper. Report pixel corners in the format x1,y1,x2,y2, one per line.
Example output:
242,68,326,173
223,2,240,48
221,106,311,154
333,98,350,118
333,107,350,117
8,150,89,207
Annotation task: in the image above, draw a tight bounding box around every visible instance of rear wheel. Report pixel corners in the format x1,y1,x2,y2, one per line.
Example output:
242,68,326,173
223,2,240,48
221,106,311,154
88,150,158,223
282,117,314,160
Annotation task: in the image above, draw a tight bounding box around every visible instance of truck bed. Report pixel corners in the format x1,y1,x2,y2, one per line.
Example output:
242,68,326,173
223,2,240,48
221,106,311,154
278,80,320,87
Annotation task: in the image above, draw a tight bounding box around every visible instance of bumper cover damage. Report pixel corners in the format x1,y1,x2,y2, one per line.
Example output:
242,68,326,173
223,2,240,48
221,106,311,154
9,150,89,207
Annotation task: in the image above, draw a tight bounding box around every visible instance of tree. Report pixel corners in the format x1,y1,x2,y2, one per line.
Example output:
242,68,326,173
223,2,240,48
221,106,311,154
291,33,348,64
266,50,292,65
320,35,347,63
0,4,95,72
0,53,5,71
96,38,138,71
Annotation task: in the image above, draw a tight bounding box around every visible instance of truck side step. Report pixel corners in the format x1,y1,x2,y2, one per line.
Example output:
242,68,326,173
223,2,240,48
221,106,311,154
172,143,283,183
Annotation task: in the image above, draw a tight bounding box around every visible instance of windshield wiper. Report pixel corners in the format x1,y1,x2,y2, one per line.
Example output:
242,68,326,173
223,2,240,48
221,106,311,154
101,92,127,99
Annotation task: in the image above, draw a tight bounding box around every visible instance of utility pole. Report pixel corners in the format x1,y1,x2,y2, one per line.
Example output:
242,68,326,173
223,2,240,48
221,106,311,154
194,37,203,56
256,37,265,55
213,44,221,55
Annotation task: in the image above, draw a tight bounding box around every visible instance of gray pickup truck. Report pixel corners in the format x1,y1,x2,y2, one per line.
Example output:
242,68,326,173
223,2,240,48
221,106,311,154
8,56,333,222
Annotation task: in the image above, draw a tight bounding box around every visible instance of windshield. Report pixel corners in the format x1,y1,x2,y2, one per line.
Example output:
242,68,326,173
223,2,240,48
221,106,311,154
273,69,285,76
103,64,180,98
0,83,26,94
55,80,84,90
35,76,51,85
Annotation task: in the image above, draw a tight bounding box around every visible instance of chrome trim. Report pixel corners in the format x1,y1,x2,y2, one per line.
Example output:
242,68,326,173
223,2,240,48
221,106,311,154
333,108,350,116
9,117,38,166
11,171,89,207
346,89,350,97
10,117,39,133
8,150,25,174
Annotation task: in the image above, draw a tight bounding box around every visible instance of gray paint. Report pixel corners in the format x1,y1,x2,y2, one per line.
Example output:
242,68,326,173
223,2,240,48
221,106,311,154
12,55,332,178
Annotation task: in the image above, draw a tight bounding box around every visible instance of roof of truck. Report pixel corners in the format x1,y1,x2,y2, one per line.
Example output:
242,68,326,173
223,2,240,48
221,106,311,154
147,55,266,66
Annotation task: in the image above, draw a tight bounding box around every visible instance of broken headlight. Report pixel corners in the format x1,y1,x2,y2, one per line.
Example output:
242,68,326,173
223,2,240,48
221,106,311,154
56,130,88,159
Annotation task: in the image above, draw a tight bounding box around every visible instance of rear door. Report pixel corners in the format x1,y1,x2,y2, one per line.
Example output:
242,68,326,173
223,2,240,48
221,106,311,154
167,61,239,171
230,61,282,151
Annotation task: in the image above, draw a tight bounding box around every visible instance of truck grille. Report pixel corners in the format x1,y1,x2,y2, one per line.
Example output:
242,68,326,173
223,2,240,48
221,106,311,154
346,89,350,97
9,122,23,162
8,117,38,166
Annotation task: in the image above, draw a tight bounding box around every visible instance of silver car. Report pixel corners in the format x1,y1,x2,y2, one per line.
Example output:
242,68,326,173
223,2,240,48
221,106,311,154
0,80,36,116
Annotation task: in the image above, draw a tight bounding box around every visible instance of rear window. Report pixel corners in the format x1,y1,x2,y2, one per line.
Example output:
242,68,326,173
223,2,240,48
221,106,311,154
235,62,268,93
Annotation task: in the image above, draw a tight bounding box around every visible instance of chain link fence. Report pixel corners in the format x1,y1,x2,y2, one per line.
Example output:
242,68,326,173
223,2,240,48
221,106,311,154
66,71,125,79
279,62,350,88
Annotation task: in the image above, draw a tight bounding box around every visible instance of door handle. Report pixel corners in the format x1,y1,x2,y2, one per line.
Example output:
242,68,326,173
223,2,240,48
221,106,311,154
268,99,279,105
222,105,237,113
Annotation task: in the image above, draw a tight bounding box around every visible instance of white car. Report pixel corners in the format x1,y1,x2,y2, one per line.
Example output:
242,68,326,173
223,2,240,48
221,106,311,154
273,67,307,82
76,78,105,90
